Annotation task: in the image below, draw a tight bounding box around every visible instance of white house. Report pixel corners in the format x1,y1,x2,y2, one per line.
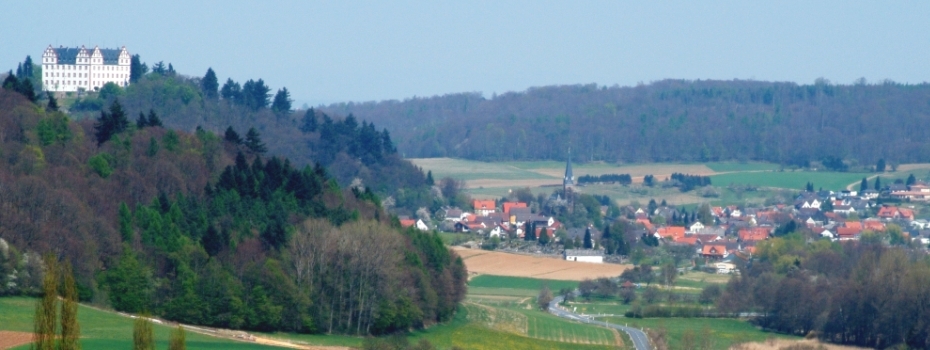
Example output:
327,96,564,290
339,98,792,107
801,199,822,210
688,221,705,234
415,219,429,231
715,262,737,274
41,45,131,92
563,249,603,264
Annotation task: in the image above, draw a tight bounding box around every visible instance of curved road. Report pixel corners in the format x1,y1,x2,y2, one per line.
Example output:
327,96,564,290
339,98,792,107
548,295,651,350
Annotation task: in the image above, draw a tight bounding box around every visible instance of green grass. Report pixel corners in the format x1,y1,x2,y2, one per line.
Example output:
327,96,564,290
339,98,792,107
601,316,797,350
437,232,474,245
711,170,868,191
468,275,578,293
704,162,780,172
0,297,281,350
522,308,618,345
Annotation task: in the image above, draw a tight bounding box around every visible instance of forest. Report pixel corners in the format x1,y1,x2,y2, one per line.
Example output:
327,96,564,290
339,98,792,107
717,233,930,348
319,80,930,166
0,78,466,335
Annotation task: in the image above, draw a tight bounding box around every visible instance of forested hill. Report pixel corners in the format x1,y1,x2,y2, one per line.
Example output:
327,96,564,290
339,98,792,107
320,80,930,166
0,89,466,335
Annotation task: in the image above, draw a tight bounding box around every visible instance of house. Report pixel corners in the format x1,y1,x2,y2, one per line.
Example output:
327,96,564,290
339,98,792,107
833,205,855,215
656,226,686,240
415,219,429,231
400,219,416,228
715,261,737,274
701,245,728,259
443,208,465,222
564,249,604,263
836,226,861,240
502,202,527,215
473,200,497,216
688,221,705,233
41,45,132,92
862,219,885,232
738,227,770,242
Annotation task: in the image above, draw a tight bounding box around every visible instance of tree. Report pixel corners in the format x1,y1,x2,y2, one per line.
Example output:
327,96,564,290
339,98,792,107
220,78,242,103
299,108,317,133
620,287,637,304
94,99,129,145
661,262,677,289
201,68,218,99
133,314,155,350
136,112,148,129
146,109,162,127
907,173,917,186
245,127,267,154
46,92,59,112
537,285,553,310
538,227,550,245
130,54,147,82
168,325,186,350
524,222,536,241
874,176,882,191
271,88,292,116
860,177,868,192
425,171,434,186
151,61,166,75
224,126,242,144
876,158,886,172
242,79,271,110
583,227,593,249
60,261,81,350
33,255,58,350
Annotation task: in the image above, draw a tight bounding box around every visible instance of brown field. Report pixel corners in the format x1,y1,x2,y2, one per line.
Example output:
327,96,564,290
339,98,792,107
454,247,631,280
731,338,868,350
0,331,32,350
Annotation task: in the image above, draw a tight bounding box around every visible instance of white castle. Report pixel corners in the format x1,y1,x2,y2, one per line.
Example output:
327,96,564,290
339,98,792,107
41,45,131,92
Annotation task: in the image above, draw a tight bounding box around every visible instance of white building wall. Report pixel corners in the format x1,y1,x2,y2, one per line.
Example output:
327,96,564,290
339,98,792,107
565,255,603,264
41,45,131,93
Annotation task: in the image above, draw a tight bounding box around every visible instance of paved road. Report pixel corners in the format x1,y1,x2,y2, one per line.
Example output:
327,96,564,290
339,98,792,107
548,295,651,350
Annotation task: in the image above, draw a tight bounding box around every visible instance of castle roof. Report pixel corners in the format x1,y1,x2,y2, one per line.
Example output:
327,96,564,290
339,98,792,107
51,46,123,65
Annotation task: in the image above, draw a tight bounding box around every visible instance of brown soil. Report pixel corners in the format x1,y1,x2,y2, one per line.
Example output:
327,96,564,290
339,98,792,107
608,327,624,347
731,338,868,350
0,331,33,350
454,247,631,281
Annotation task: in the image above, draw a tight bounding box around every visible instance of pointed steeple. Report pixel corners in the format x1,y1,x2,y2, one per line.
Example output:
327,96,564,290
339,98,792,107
564,147,574,187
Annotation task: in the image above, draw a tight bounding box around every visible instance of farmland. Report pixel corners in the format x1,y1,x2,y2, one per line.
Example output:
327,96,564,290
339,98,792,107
453,247,631,280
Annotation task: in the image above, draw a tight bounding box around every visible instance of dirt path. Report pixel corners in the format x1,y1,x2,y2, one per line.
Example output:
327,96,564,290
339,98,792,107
0,331,32,350
608,327,625,347
845,174,880,191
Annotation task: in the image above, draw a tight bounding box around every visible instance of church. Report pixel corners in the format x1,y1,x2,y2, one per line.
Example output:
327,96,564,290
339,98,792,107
41,45,131,92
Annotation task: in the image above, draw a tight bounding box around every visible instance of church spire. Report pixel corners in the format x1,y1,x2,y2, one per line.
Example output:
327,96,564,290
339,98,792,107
564,147,574,187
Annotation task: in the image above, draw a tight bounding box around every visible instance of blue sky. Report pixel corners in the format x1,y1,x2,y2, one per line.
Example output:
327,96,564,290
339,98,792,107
2,1,928,106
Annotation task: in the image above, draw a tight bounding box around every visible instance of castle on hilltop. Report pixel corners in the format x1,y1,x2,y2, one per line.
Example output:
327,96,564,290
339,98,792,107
41,45,131,92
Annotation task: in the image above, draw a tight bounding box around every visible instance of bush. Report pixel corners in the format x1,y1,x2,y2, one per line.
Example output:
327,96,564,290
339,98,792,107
88,153,114,178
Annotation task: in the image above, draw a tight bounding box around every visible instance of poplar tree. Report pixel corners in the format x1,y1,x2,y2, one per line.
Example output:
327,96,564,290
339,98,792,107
168,326,186,350
860,177,868,192
60,261,81,350
583,227,593,249
133,314,154,350
33,255,58,350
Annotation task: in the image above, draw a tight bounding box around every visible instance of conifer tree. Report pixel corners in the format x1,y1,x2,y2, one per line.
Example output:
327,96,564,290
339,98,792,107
136,112,148,129
94,99,129,145
60,261,81,350
245,127,267,154
130,54,147,83
299,108,317,133
33,255,58,350
132,314,154,350
426,171,435,186
860,177,868,192
146,109,162,127
583,227,593,249
874,177,882,191
271,87,292,116
224,126,242,144
46,92,59,112
202,68,219,99
538,227,549,245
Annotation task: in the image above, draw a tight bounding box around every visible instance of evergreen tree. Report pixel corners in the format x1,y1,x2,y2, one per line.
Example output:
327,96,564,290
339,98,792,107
220,78,242,103
583,227,593,249
46,92,59,112
426,171,435,186
245,127,267,154
875,177,882,191
381,129,396,153
907,174,917,186
224,127,242,144
876,158,886,172
860,177,868,192
167,63,176,76
151,61,166,75
136,112,148,129
133,314,155,350
130,54,148,82
33,255,58,350
299,108,317,133
119,202,134,241
201,68,219,99
242,79,271,110
2,70,19,91
538,227,550,245
17,78,37,102
60,261,81,350
146,109,162,127
94,99,129,145
271,87,292,116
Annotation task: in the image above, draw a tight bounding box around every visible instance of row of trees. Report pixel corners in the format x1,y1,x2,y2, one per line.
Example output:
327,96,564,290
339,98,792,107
718,234,930,348
669,173,711,192
576,173,632,185
321,80,930,166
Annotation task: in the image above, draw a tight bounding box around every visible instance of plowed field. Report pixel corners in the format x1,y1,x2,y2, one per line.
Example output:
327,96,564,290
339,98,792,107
0,331,32,349
454,247,630,280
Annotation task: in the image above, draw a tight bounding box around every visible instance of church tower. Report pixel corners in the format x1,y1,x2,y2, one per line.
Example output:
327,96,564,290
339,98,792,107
564,148,574,210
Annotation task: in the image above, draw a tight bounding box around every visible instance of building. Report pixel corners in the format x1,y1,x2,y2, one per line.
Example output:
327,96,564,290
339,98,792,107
563,249,603,263
41,45,131,93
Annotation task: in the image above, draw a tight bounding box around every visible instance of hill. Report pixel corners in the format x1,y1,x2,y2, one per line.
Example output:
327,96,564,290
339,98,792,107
319,80,930,166
0,88,466,336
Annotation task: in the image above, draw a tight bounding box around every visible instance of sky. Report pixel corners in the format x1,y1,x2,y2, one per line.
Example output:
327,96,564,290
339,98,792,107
2,1,929,106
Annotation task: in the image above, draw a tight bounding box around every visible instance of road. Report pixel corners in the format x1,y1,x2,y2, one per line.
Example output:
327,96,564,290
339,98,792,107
548,295,651,350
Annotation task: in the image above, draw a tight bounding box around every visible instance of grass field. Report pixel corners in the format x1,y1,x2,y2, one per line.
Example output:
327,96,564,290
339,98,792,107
468,275,578,292
0,297,280,350
711,171,868,191
602,316,798,350
704,162,780,172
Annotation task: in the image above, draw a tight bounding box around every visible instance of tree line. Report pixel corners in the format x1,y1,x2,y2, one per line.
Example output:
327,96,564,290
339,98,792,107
669,173,711,192
576,173,632,185
320,80,930,166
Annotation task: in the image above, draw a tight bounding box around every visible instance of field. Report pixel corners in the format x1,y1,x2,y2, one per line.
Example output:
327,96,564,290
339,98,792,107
710,171,868,191
454,247,631,280
601,316,798,350
0,297,282,350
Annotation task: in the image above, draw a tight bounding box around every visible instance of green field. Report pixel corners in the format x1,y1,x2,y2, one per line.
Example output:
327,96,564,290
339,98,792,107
711,170,868,191
468,275,578,292
704,162,780,172
0,297,280,350
601,316,798,349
